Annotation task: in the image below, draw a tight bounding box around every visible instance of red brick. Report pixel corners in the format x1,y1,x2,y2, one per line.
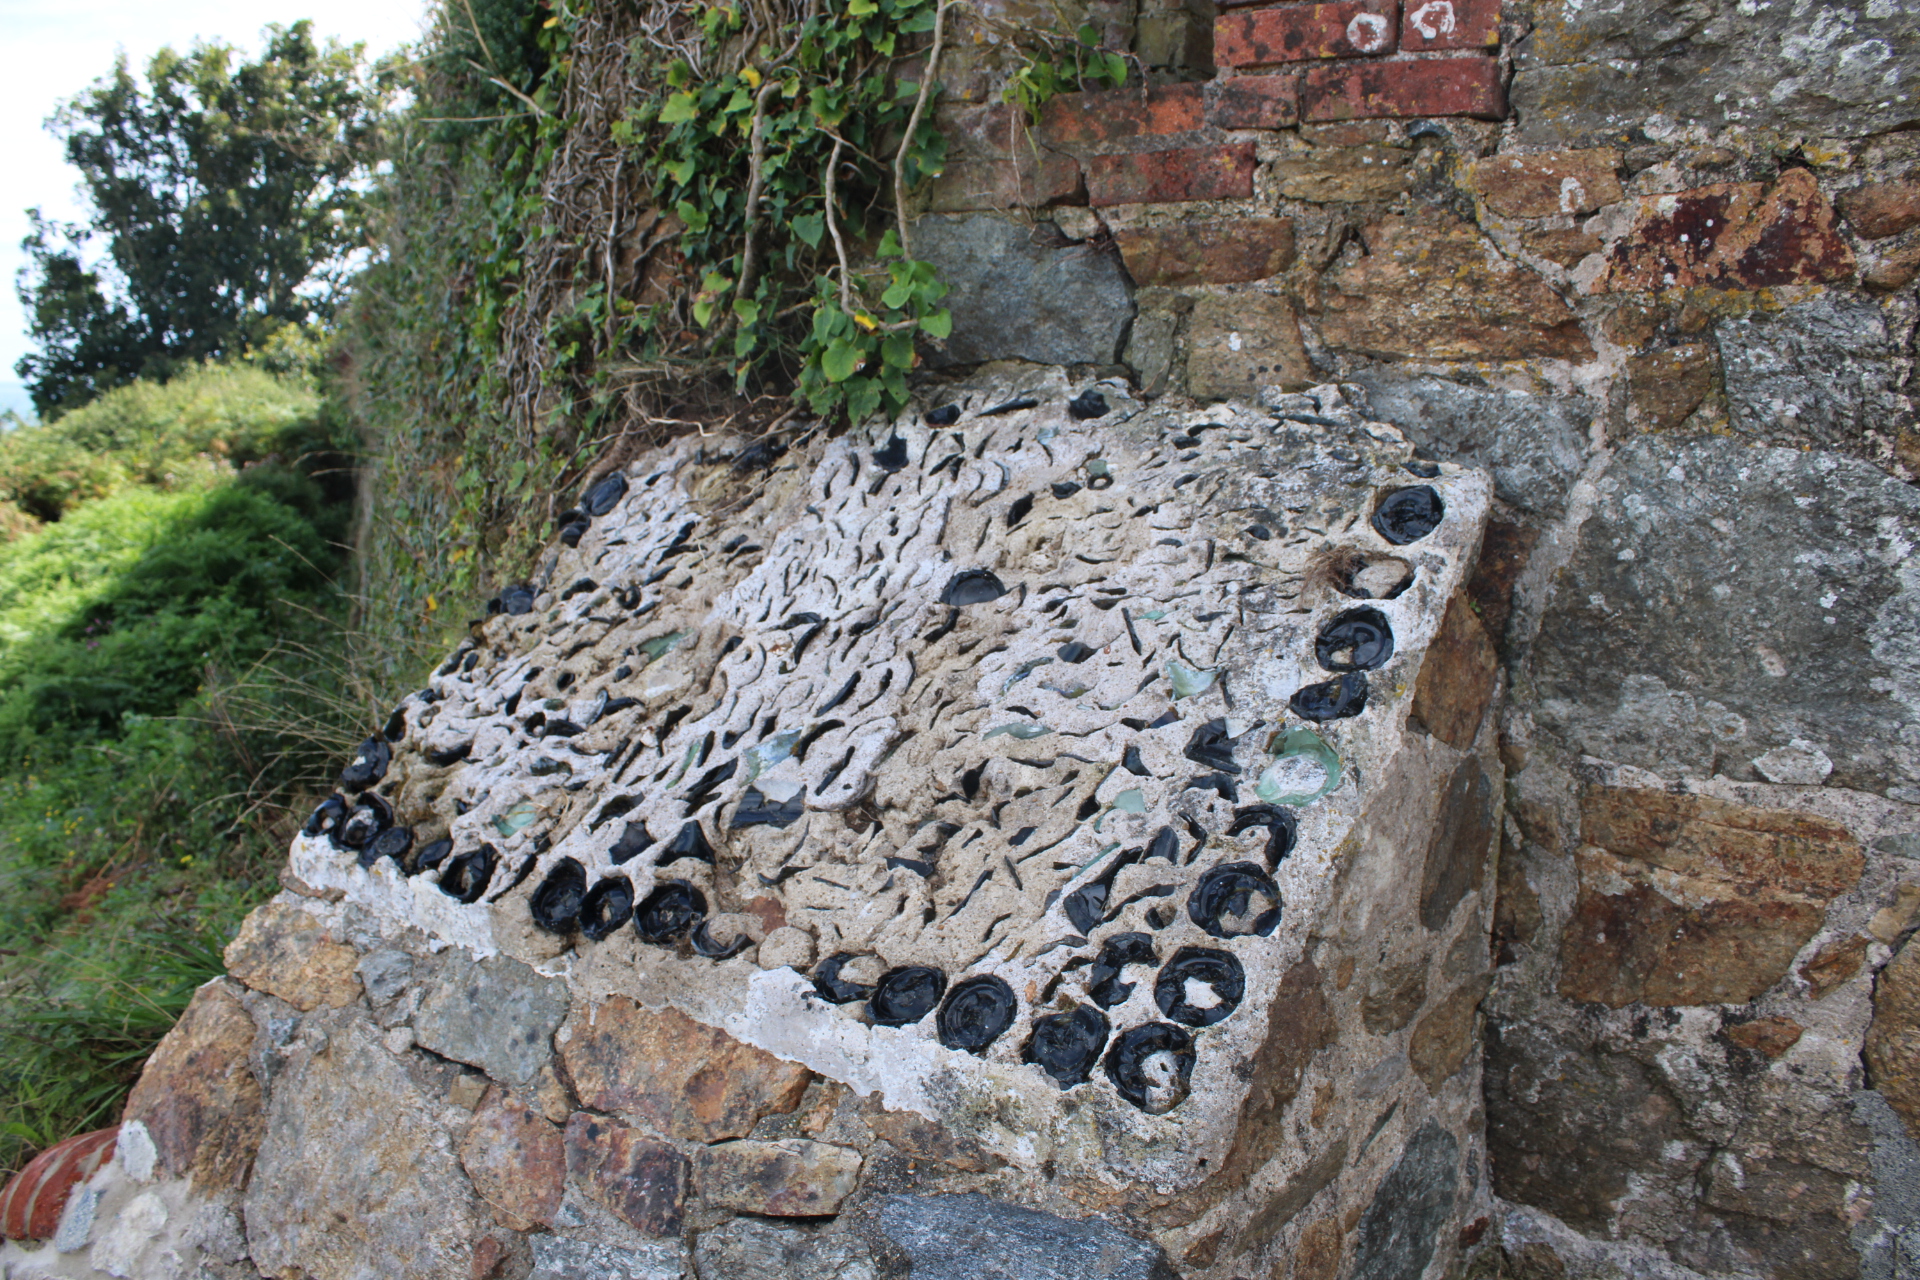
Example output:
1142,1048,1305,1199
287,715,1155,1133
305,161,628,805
1086,143,1257,206
1039,84,1206,154
928,152,1085,211
1205,75,1303,129
1302,56,1506,121
1216,1,1398,67
1400,0,1499,51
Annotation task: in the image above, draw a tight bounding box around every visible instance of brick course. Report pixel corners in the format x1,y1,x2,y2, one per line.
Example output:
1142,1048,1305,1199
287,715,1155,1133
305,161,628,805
1303,55,1506,120
1086,143,1257,206
1216,1,1399,67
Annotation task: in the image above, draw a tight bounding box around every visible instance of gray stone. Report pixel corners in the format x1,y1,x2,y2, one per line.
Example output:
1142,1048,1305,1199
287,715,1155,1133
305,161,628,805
357,949,414,1003
912,217,1134,367
694,1218,875,1280
411,948,568,1086
51,1186,98,1253
244,1010,489,1280
874,1193,1177,1280
1350,1121,1460,1280
531,1234,687,1280
1511,0,1920,142
1855,1090,1920,1280
1348,372,1592,516
1532,436,1920,795
1716,294,1914,455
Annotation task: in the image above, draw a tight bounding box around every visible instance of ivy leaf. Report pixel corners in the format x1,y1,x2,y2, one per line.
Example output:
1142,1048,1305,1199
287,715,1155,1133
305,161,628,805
662,158,696,185
881,331,915,368
659,91,699,124
693,297,716,326
920,308,953,339
821,338,863,383
732,297,761,325
881,279,913,309
849,0,879,14
847,377,884,423
877,227,902,258
792,212,825,248
667,59,693,88
677,201,710,231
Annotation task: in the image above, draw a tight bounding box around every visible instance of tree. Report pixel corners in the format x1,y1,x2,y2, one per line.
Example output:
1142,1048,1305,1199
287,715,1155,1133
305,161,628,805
15,23,390,417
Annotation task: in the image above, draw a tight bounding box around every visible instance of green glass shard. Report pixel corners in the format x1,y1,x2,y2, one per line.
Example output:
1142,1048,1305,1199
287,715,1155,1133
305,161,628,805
1255,726,1343,806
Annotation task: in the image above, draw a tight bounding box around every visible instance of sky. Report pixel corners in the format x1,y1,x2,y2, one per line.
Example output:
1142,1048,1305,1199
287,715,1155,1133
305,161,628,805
0,0,429,419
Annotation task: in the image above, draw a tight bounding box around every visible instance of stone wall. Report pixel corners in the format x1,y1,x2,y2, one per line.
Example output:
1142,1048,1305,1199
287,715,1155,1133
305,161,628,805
7,0,1920,1276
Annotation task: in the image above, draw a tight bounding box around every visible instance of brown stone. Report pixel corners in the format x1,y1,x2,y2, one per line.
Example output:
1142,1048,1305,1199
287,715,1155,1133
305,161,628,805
1864,241,1920,294
458,1090,565,1230
1596,169,1855,293
1420,761,1497,932
1725,1016,1804,1059
1801,934,1871,999
223,900,362,1012
563,1112,687,1237
1186,292,1313,399
1493,825,1544,966
1867,938,1920,1142
122,978,264,1194
1362,961,1428,1034
1292,1218,1343,1280
1839,180,1920,240
1466,149,1624,218
1315,213,1593,361
1114,219,1296,287
1410,979,1489,1089
1464,519,1537,649
865,1101,1006,1172
1523,226,1605,266
1626,342,1716,431
1602,301,1665,349
1236,1139,1348,1249
1558,788,1862,1007
929,151,1084,212
691,1139,863,1216
1269,144,1412,203
1411,593,1497,749
558,998,812,1142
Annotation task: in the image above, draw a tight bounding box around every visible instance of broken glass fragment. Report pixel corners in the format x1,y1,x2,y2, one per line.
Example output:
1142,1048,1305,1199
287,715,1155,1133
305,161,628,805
1024,1005,1110,1088
1146,826,1180,863
812,953,875,1004
941,569,1008,606
1372,485,1444,544
1003,657,1053,693
1315,607,1394,672
530,858,589,934
340,736,391,791
1058,641,1095,664
870,966,948,1026
634,881,706,943
1256,727,1343,806
1106,1022,1194,1114
339,794,392,851
1088,933,1158,1007
1154,947,1245,1027
937,975,1017,1053
412,838,454,874
924,404,961,426
1227,804,1298,868
1064,883,1109,935
439,844,497,904
1188,862,1281,939
364,826,413,869
1168,661,1216,700
492,803,539,838
303,795,348,840
1403,459,1441,479
658,821,716,866
609,820,654,865
983,396,1039,416
1051,481,1082,499
692,919,755,959
579,876,634,942
873,434,910,471
984,722,1052,741
497,584,536,616
1290,672,1368,722
732,788,805,829
1183,719,1240,773
582,472,629,517
1113,789,1146,814
1069,389,1110,420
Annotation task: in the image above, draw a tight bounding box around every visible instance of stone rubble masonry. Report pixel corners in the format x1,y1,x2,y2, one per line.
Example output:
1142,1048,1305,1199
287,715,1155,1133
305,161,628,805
221,900,361,1012
1595,168,1855,293
1214,1,1400,67
1867,937,1920,1143
120,979,264,1194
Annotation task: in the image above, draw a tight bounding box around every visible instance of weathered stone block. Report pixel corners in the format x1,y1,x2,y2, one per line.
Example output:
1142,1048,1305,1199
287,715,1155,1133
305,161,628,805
1113,218,1295,287
1085,143,1257,205
459,1089,566,1230
1867,938,1920,1142
1465,148,1624,218
559,998,812,1143
1268,144,1413,203
1040,84,1205,153
1714,293,1912,454
1351,1122,1459,1280
412,948,569,1087
1842,180,1920,240
1315,214,1592,361
692,1139,862,1215
1409,595,1498,749
564,1112,687,1237
223,899,361,1012
928,152,1084,212
1557,788,1861,1007
875,1193,1178,1280
1625,342,1715,432
1595,169,1854,293
912,216,1135,365
121,978,263,1193
1184,291,1312,398
530,1234,686,1280
693,1218,875,1280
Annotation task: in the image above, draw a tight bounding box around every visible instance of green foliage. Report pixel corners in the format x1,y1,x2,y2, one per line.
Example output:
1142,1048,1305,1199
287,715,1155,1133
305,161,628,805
620,0,952,423
1001,22,1129,123
15,23,392,416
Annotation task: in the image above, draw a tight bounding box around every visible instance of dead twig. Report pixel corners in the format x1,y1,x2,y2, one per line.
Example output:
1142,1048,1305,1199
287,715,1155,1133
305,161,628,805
893,0,951,258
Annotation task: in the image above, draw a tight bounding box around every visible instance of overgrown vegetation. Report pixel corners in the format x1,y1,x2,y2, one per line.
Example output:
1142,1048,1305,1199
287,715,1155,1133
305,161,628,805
0,362,374,1175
